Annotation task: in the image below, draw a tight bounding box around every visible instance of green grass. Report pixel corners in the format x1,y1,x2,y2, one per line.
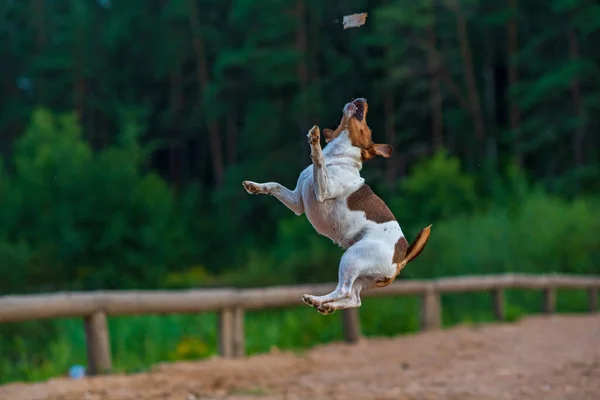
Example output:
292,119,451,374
0,290,593,385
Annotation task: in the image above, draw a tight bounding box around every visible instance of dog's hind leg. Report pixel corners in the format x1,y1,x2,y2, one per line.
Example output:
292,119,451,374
302,239,393,312
301,244,365,308
316,281,364,315
301,268,360,308
302,290,342,309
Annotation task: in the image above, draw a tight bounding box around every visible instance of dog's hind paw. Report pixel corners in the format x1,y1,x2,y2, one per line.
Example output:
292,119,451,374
316,304,335,315
302,294,320,308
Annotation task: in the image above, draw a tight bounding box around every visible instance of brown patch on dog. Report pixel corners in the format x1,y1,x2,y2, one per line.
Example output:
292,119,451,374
392,236,409,264
347,184,396,224
368,237,410,288
323,98,392,161
374,276,393,287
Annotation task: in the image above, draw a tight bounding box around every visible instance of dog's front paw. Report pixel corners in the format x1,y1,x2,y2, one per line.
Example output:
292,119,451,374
317,304,335,315
307,125,320,146
242,181,264,194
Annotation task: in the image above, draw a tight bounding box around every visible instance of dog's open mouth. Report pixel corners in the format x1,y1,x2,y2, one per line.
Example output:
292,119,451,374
353,99,366,121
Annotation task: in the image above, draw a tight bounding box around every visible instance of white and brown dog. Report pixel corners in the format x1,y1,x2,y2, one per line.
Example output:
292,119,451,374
242,98,431,315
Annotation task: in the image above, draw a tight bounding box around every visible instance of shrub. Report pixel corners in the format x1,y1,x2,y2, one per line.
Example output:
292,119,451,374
408,190,600,278
390,149,480,229
0,108,194,292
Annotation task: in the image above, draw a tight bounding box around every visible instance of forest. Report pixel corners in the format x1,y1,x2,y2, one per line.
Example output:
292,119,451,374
1,0,599,383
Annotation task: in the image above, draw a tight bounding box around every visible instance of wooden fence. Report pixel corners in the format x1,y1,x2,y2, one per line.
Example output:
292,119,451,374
1,273,599,376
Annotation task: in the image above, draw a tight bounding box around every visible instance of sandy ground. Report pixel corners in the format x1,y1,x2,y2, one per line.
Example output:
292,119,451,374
1,314,599,400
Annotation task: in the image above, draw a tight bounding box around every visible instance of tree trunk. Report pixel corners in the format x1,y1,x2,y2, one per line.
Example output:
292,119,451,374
187,0,224,186
307,0,320,125
226,107,238,165
567,26,584,166
93,12,107,149
483,29,498,176
426,0,444,151
507,0,522,166
383,89,397,183
73,18,86,126
307,3,320,86
170,67,183,122
73,74,85,123
295,0,309,161
33,0,47,105
447,0,486,141
411,31,469,113
99,111,108,148
483,32,497,125
169,66,183,185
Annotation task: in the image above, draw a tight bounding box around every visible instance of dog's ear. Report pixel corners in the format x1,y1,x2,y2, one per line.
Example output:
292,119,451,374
323,129,335,143
372,143,393,158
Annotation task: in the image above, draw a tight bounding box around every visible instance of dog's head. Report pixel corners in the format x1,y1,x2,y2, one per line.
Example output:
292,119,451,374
323,98,392,161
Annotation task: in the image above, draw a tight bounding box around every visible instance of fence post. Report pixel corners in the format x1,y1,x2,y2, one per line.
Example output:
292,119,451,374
218,308,233,357
342,308,361,343
543,287,556,314
232,307,245,357
420,287,441,331
84,311,112,375
589,289,598,312
492,288,505,320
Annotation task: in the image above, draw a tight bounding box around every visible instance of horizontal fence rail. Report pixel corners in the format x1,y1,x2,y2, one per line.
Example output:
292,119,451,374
1,273,599,375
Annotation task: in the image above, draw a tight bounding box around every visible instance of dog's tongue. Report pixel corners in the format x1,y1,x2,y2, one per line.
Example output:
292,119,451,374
353,101,364,119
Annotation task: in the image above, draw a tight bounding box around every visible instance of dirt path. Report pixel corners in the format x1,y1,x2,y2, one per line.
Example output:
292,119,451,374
2,314,599,400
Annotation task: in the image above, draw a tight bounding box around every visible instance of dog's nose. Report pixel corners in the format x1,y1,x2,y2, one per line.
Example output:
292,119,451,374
344,102,357,115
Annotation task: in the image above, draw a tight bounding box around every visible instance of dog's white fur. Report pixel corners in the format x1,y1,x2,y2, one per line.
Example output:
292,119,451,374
243,101,429,315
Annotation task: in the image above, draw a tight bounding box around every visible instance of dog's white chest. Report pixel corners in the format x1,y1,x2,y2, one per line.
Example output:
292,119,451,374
299,164,365,246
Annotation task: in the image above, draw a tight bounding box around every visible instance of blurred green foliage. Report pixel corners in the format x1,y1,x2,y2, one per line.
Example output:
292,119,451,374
0,108,198,293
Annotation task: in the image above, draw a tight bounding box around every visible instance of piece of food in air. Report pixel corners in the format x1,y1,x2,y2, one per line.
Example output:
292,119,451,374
343,12,368,29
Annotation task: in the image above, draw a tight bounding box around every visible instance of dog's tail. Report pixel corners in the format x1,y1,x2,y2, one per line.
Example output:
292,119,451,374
398,225,432,272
